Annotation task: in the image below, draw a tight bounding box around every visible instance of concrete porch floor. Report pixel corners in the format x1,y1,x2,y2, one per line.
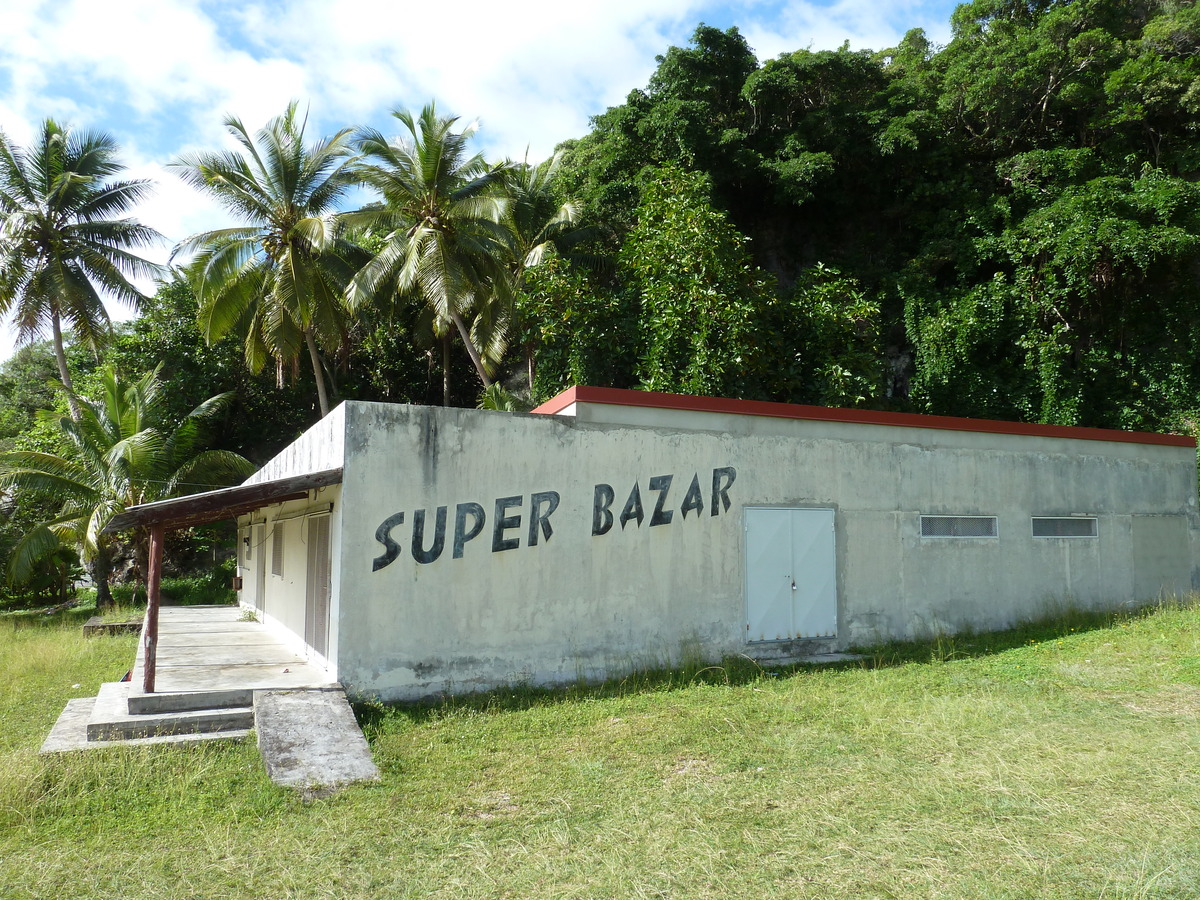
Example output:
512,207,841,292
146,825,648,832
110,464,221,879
129,605,335,704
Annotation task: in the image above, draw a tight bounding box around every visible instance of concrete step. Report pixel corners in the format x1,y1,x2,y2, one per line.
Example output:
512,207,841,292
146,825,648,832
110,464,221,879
86,682,254,741
745,637,839,663
127,682,344,715
41,698,251,753
255,689,379,792
127,687,254,715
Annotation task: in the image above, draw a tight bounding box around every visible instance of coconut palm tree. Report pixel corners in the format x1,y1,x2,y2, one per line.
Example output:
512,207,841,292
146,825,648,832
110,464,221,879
347,104,513,405
502,152,604,389
0,119,164,419
0,366,254,608
171,102,362,418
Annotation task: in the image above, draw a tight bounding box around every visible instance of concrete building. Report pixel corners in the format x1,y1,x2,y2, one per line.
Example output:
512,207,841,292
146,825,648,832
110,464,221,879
128,387,1200,702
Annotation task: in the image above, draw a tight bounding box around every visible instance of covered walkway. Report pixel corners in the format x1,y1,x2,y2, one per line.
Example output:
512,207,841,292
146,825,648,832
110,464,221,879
127,605,334,709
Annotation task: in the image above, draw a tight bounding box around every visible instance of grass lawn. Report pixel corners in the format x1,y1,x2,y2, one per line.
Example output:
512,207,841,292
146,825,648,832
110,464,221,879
2,601,1199,899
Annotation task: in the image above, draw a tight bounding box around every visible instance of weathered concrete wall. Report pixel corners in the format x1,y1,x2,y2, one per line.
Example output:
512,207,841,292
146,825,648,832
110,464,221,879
329,402,1198,701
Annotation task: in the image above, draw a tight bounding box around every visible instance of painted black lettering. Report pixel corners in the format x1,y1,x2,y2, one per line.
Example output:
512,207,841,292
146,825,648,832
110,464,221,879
453,502,486,559
710,466,737,516
411,506,447,564
371,511,405,572
648,474,674,526
528,491,560,546
680,474,704,519
620,482,645,529
492,496,523,552
592,484,615,536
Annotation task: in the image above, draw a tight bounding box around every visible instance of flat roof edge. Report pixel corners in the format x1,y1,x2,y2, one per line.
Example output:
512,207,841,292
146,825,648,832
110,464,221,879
530,386,1196,449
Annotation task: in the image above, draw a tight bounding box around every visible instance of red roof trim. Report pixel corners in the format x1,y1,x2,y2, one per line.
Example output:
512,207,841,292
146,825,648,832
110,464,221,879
530,386,1195,448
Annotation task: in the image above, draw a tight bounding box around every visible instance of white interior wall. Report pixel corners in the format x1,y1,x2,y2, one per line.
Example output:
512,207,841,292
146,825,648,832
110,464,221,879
236,485,342,671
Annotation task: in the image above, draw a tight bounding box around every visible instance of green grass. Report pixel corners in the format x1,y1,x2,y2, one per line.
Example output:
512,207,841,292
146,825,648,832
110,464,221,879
3,601,1200,898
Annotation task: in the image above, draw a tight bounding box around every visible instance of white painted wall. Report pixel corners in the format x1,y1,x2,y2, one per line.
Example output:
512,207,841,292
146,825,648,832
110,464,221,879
314,401,1199,701
237,486,343,673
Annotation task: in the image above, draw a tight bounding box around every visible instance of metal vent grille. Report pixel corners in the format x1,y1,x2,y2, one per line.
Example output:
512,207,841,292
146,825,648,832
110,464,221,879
1032,517,1097,538
271,523,284,577
920,515,998,538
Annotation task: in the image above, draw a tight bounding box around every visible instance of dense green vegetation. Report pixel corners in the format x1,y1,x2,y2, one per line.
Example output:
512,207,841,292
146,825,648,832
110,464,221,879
1,0,1199,605
3,599,1200,897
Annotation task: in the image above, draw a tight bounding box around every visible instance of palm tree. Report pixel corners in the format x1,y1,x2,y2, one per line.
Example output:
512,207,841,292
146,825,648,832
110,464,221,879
0,119,164,419
0,366,254,608
347,104,513,405
171,102,362,418
502,152,602,389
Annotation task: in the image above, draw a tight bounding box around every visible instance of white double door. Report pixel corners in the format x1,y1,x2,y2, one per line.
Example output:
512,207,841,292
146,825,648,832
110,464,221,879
745,507,837,642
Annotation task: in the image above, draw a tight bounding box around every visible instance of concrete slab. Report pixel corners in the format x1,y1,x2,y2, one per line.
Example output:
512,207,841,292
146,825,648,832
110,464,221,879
82,616,142,637
149,643,304,668
41,698,97,753
255,689,379,791
87,681,253,741
157,630,288,648
127,606,333,708
155,605,243,624
41,698,251,754
142,663,333,694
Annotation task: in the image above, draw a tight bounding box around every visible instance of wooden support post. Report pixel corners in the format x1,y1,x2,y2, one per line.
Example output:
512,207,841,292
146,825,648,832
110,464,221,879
143,524,164,694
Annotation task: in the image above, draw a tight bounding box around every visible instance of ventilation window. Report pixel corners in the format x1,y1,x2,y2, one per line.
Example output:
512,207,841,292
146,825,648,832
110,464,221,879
271,523,285,577
1032,517,1097,538
920,515,998,538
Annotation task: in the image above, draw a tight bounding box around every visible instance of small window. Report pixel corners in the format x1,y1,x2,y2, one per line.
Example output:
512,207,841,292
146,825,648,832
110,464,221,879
1032,517,1097,538
271,523,285,577
921,515,998,538
242,529,252,564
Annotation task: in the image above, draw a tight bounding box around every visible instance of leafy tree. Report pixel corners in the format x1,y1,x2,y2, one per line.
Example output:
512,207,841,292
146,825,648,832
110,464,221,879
0,366,254,608
516,251,640,403
0,342,60,450
348,104,512,404
501,152,602,389
0,119,163,418
907,161,1200,426
622,167,779,398
101,276,317,462
171,102,362,418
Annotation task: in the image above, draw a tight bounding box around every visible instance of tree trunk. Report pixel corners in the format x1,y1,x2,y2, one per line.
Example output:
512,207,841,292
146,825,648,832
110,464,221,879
450,309,493,390
305,331,331,418
91,549,114,611
51,312,82,421
442,334,451,407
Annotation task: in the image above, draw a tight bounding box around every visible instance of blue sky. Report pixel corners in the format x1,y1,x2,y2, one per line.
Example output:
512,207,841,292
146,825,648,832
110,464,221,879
0,0,964,360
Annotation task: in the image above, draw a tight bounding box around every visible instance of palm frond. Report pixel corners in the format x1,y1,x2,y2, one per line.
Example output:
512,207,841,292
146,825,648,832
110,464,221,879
7,525,62,586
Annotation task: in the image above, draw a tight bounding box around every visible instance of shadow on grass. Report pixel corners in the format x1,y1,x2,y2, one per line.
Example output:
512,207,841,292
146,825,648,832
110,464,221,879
860,601,1175,667
352,597,1198,731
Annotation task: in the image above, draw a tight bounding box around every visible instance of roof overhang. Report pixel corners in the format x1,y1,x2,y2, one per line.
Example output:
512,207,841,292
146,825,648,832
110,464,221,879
104,467,343,534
